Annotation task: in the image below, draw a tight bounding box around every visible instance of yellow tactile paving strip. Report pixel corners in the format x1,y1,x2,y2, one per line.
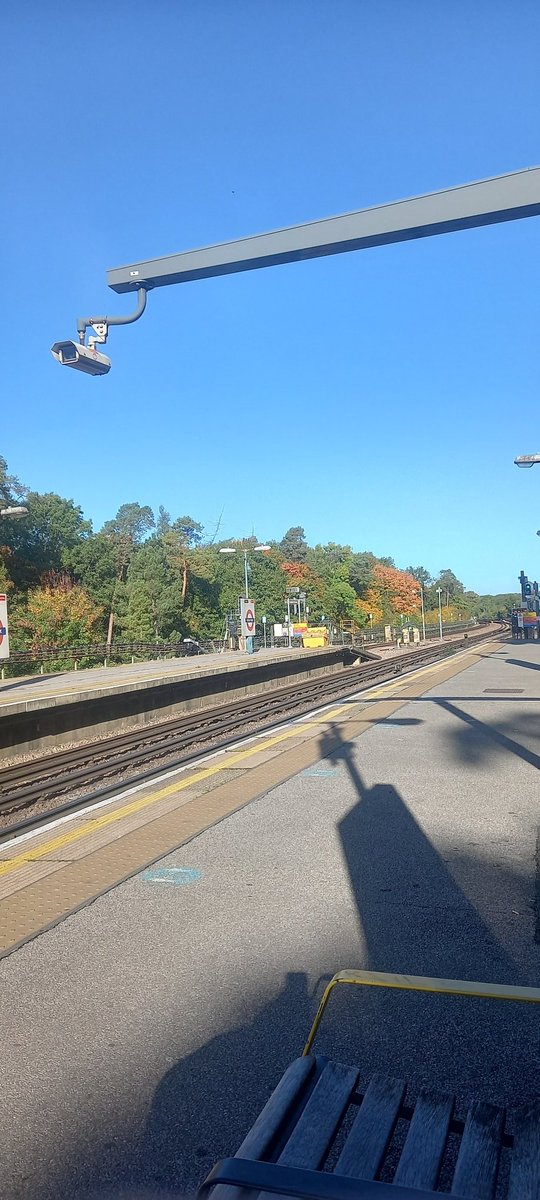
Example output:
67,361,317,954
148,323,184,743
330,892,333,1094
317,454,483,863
0,640,501,959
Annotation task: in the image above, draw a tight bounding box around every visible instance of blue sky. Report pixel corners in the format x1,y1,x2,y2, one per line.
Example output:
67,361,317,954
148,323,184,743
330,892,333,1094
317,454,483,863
2,1,540,594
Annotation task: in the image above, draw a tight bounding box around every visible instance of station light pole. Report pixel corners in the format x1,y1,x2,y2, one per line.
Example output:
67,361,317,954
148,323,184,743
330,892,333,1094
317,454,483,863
515,454,540,468
219,544,270,650
436,587,443,641
0,506,28,519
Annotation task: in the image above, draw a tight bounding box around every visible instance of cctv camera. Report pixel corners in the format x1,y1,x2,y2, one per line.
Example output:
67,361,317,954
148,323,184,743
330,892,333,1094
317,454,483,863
50,340,111,376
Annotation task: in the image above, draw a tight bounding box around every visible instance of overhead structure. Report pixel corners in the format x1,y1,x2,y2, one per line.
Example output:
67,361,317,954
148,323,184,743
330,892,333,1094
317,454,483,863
107,167,540,294
52,167,540,373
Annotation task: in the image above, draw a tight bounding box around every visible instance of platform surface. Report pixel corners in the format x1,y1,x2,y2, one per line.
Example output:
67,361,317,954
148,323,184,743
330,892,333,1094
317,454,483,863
0,644,341,718
1,635,539,1198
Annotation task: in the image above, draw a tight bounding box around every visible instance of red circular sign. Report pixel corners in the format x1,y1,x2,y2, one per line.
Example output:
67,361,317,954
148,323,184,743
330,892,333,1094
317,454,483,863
245,607,255,633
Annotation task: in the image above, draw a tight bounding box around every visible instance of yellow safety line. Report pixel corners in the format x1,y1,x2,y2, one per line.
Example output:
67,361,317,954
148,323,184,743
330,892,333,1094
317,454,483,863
0,700,357,878
0,640,489,880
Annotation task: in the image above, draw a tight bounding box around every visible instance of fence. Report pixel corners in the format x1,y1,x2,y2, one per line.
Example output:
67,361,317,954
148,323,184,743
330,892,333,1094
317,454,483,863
0,619,489,678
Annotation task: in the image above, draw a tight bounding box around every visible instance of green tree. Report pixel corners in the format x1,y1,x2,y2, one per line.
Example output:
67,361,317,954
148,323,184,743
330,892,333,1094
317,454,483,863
7,492,91,589
100,502,155,646
434,568,464,606
163,515,204,604
279,526,308,563
349,551,377,596
407,565,432,587
0,455,26,506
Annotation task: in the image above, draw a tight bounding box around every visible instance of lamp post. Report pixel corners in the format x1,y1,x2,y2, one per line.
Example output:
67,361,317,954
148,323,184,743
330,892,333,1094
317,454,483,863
219,544,270,650
436,587,443,641
0,506,28,519
515,454,540,468
419,587,426,641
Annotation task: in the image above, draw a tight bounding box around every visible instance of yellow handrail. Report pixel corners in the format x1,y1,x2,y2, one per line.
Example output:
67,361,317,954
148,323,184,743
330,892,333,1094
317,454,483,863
303,969,540,1056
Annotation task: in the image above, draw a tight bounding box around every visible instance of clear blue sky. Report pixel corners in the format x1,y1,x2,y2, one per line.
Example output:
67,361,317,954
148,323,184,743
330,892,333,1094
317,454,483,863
2,1,540,594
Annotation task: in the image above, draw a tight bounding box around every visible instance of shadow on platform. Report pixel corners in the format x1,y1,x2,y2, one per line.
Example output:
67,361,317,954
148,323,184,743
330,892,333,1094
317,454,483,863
60,713,540,1197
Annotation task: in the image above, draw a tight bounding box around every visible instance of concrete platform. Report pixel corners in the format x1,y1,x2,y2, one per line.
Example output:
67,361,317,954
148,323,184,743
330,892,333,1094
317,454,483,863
0,643,355,755
2,633,540,1198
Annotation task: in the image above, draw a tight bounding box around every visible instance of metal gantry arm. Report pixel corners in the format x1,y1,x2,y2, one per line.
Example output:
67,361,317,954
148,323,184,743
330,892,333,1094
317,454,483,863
56,166,540,371
107,166,540,294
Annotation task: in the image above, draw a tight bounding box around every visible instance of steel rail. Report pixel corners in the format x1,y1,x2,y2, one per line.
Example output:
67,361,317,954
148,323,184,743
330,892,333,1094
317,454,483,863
0,627,502,836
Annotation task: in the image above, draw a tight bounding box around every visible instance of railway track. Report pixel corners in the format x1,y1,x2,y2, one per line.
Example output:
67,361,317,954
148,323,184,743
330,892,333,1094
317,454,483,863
0,625,503,835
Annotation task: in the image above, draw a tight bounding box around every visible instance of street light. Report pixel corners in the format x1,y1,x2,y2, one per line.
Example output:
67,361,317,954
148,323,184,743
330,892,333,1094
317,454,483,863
219,544,270,598
0,506,28,519
515,454,540,468
436,587,443,641
219,544,270,651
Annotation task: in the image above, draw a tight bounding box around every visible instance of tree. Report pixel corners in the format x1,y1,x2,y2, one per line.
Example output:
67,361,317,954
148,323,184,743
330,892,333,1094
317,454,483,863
163,515,204,604
156,505,171,536
279,526,308,563
0,455,26,506
102,502,155,546
324,577,358,623
434,568,464,607
407,565,432,587
372,564,420,619
6,492,92,589
355,586,383,627
14,580,102,661
100,503,155,646
349,552,376,596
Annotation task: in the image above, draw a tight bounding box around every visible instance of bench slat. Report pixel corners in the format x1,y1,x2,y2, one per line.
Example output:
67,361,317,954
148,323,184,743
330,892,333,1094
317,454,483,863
211,1056,320,1200
236,1056,319,1160
508,1101,540,1200
393,1089,454,1191
279,1061,359,1168
451,1101,504,1199
334,1074,406,1179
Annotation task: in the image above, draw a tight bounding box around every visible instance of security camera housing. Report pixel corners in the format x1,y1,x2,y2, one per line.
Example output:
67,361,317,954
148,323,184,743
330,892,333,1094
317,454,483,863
50,340,111,376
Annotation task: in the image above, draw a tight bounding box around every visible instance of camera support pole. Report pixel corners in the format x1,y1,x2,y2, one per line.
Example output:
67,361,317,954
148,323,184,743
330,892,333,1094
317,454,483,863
76,286,148,346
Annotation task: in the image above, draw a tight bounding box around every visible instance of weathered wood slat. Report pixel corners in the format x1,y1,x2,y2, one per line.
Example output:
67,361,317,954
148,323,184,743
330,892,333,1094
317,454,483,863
451,1101,504,1199
334,1074,406,1179
211,1056,319,1200
508,1101,540,1200
393,1089,454,1190
279,1061,360,1168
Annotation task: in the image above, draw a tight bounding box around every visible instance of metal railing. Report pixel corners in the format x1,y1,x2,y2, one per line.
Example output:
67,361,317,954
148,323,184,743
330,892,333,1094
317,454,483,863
0,619,496,678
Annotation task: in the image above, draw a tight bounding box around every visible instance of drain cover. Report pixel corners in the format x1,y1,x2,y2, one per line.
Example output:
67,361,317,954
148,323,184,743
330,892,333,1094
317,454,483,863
483,688,524,693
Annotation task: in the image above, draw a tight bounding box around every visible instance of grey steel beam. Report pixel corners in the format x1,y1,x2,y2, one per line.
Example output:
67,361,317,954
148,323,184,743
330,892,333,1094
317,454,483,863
107,167,540,294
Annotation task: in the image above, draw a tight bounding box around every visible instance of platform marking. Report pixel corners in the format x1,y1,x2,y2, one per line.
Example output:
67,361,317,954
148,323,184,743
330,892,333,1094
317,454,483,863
302,766,339,777
0,699,361,878
0,637,497,875
139,866,202,886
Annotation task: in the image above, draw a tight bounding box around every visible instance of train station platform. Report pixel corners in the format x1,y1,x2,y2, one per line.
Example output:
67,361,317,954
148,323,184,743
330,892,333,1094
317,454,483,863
2,631,540,1197
0,643,358,756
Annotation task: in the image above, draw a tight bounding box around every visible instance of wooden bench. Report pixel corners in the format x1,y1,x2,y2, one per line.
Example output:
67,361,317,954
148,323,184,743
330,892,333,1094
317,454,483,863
198,971,540,1200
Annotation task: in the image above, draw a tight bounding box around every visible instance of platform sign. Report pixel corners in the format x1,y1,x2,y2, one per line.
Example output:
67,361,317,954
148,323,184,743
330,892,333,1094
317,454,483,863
240,598,256,637
0,594,9,660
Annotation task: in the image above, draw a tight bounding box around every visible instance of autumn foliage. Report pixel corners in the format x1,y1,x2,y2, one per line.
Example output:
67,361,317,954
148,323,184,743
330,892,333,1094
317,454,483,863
372,564,420,617
15,583,103,649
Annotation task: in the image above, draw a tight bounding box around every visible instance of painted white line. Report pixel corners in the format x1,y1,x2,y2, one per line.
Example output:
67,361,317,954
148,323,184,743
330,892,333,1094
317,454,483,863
0,636,496,853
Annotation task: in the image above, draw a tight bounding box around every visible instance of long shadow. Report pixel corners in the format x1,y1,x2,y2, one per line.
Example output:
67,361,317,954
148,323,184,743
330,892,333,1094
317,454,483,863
0,671,65,692
320,720,540,1112
437,699,540,771
323,723,523,983
53,712,540,1197
506,657,540,672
